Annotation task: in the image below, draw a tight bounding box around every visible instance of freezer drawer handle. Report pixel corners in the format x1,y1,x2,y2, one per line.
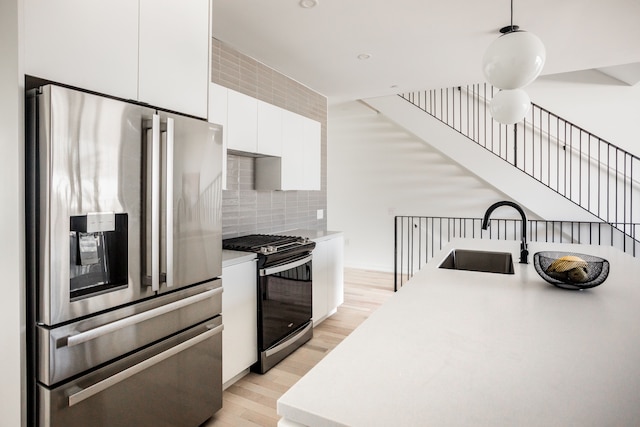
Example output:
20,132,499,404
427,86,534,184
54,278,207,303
67,323,223,407
64,287,223,348
259,254,312,276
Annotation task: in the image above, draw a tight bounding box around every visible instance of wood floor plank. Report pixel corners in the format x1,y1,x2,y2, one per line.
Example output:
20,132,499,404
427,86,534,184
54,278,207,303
201,268,394,427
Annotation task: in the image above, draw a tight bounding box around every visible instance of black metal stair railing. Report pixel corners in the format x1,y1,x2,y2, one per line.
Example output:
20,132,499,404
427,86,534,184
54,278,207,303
399,85,640,237
394,215,639,291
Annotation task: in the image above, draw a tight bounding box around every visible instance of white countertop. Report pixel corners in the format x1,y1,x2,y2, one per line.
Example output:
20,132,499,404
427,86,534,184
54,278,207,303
222,250,257,268
277,239,640,426
277,229,343,243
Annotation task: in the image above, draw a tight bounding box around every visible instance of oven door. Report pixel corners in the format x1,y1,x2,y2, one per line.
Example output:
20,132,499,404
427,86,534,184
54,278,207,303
258,254,313,351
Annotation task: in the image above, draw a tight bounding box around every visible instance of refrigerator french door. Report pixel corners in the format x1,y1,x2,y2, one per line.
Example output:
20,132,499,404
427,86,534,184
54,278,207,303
26,84,224,427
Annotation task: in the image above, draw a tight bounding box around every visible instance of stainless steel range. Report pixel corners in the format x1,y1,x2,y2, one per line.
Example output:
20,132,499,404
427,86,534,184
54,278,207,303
223,234,315,373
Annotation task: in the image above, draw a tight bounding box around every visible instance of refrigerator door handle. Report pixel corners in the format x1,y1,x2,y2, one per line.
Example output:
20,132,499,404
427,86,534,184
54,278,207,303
165,117,175,288
67,323,224,407
150,114,161,292
64,286,223,348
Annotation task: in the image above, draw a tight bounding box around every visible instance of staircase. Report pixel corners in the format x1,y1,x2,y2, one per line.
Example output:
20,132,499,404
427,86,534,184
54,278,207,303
364,85,640,240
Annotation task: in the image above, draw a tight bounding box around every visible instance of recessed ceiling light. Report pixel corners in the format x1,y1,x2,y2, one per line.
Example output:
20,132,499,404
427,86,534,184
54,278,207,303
357,53,372,60
299,0,318,8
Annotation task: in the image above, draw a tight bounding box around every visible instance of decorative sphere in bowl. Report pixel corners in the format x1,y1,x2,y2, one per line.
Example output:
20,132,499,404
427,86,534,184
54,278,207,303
533,251,609,290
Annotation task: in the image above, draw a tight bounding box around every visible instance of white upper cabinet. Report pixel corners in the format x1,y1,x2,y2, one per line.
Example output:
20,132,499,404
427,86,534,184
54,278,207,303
139,0,210,117
24,0,210,118
280,109,307,190
257,100,282,156
280,110,321,191
255,109,321,191
210,83,321,191
303,118,322,191
24,0,139,100
226,91,283,156
227,89,258,153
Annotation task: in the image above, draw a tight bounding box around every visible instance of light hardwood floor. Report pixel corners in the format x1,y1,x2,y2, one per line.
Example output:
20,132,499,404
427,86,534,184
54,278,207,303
202,268,395,427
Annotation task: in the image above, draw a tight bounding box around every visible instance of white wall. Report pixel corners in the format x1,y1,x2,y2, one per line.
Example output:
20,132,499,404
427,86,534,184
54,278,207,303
0,0,25,426
327,101,508,272
528,70,640,156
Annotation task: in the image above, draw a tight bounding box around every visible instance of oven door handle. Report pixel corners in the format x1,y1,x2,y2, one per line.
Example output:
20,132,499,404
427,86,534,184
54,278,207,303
260,254,312,276
64,287,223,348
265,322,312,358
67,323,223,407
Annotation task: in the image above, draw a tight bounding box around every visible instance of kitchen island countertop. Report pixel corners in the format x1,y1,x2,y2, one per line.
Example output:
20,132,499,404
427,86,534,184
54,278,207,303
277,239,640,426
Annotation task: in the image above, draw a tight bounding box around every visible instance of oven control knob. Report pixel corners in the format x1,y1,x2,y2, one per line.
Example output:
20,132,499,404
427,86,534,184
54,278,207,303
260,245,276,254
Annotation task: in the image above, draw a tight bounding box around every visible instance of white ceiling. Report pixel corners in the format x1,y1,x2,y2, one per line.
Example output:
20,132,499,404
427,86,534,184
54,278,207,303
212,0,640,104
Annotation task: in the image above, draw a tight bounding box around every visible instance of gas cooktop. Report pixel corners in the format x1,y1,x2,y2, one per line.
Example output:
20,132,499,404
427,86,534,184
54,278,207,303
223,234,315,256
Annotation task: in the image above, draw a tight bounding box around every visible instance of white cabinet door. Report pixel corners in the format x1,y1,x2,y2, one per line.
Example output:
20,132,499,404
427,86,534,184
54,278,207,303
255,112,321,191
303,117,322,191
281,110,306,190
222,259,258,385
312,245,329,326
209,83,229,189
312,235,344,326
326,235,345,310
227,89,258,152
139,0,210,118
24,0,139,100
257,100,282,156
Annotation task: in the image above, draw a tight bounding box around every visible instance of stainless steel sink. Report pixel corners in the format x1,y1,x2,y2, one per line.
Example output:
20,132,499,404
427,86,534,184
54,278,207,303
438,249,515,274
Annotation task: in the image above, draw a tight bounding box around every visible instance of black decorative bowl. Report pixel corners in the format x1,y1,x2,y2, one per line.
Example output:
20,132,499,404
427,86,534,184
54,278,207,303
533,251,610,290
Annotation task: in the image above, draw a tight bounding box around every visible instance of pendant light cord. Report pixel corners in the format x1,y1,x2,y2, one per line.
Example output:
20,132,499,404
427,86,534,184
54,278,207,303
510,0,514,31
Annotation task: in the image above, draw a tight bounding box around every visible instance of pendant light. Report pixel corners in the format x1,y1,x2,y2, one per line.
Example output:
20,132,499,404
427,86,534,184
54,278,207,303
489,89,531,125
482,0,545,89
483,0,544,124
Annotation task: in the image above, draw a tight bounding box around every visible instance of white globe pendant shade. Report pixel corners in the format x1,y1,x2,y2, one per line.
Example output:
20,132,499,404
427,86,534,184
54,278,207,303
489,89,531,125
482,31,546,89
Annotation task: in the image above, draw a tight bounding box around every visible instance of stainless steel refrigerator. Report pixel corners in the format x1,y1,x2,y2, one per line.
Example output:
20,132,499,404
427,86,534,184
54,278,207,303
25,84,224,427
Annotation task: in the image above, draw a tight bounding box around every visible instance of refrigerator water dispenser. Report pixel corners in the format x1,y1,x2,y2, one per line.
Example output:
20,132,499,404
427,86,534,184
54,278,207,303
69,213,128,300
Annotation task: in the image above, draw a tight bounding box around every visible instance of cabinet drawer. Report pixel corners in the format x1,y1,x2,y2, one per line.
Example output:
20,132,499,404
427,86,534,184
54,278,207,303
39,316,223,427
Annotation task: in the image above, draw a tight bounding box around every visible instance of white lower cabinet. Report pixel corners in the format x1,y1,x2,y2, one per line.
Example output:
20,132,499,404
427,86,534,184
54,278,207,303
312,235,345,326
222,259,257,386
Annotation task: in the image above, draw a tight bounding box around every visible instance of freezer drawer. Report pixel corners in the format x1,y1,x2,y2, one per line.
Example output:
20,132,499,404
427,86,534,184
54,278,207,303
38,279,222,386
38,315,222,427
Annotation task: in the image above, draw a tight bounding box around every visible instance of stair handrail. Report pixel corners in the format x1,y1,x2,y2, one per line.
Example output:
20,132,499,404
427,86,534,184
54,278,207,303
399,85,639,233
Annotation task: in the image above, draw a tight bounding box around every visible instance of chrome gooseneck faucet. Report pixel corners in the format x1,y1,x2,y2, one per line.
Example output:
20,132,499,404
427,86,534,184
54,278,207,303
481,201,529,264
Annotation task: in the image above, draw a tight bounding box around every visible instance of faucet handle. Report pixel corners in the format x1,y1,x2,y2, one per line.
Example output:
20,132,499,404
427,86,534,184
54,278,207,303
520,244,529,264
